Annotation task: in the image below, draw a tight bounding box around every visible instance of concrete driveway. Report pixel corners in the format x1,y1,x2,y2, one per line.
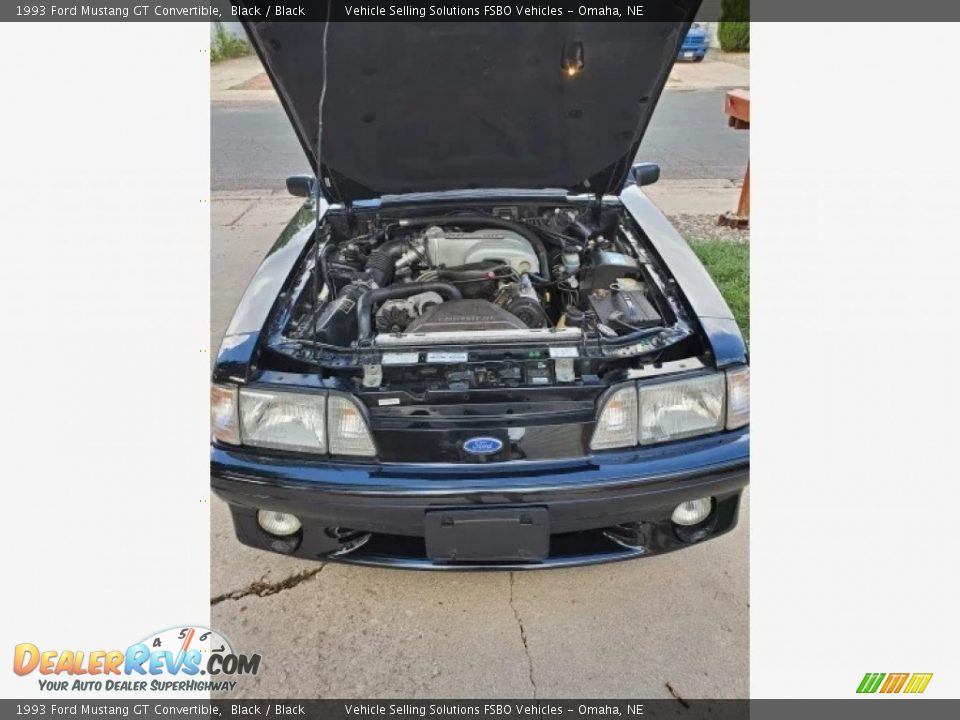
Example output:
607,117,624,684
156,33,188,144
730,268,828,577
209,193,749,699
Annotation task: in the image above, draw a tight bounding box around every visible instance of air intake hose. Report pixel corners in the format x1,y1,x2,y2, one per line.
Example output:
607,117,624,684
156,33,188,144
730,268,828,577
364,237,411,287
395,215,553,284
356,282,463,342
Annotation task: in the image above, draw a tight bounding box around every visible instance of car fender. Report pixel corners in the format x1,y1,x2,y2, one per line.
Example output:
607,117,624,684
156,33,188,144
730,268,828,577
213,201,322,383
619,184,747,366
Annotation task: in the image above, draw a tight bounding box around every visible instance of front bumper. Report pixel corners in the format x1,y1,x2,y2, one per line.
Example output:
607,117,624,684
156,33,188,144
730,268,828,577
677,47,707,60
211,429,749,569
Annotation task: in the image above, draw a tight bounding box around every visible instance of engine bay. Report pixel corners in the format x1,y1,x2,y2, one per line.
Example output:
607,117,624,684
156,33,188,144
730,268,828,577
264,200,704,390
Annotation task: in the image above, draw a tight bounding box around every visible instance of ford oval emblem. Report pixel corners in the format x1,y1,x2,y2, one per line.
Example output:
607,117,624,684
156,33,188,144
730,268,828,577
463,436,503,455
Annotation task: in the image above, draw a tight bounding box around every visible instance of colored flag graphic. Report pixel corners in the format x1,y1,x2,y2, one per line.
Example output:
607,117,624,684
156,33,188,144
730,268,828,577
857,672,933,694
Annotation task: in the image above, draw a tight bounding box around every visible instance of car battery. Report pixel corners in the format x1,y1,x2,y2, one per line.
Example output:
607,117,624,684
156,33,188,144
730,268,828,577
588,287,661,333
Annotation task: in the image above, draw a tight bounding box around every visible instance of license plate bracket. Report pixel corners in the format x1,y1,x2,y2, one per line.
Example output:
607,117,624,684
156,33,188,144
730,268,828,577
424,508,549,562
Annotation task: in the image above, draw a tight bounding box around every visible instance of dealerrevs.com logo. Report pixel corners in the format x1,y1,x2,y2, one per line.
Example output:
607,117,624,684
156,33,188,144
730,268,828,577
13,626,260,693
857,672,933,694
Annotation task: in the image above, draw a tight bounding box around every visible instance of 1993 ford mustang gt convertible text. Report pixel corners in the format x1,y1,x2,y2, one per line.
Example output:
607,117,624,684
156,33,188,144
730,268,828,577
210,14,749,569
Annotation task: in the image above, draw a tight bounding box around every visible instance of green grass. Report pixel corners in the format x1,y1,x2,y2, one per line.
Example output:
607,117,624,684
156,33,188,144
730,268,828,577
210,24,251,63
688,240,749,344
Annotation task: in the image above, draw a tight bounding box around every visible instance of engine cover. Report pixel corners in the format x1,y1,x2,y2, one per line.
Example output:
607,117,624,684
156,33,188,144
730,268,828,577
422,226,540,275
404,300,528,333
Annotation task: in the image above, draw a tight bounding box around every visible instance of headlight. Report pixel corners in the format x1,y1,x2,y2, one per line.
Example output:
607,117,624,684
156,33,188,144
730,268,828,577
219,386,377,457
590,385,638,450
210,384,239,445
725,366,750,429
590,371,741,451
239,388,327,453
327,394,377,457
639,374,725,445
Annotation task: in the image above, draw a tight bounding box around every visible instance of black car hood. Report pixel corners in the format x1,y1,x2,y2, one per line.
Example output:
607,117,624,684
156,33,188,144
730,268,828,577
243,16,699,203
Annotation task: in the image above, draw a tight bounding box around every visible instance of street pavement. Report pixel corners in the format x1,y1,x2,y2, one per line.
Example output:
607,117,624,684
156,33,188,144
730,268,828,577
210,54,749,699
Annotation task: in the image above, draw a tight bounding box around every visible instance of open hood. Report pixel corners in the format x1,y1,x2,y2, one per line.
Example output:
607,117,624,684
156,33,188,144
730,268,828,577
243,14,699,203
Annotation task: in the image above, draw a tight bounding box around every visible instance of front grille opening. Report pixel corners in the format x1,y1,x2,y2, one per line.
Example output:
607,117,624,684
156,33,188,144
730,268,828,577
336,527,644,565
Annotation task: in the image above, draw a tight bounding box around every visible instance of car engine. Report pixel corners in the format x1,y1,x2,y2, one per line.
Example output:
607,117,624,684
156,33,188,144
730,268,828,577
286,208,672,352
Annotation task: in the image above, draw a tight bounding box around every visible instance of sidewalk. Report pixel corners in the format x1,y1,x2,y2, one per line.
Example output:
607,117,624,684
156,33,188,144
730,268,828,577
210,180,746,242
211,51,749,104
211,55,275,104
644,178,744,217
667,55,750,90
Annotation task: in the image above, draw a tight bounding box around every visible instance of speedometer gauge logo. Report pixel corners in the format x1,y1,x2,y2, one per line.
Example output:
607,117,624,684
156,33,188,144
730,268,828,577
140,625,237,674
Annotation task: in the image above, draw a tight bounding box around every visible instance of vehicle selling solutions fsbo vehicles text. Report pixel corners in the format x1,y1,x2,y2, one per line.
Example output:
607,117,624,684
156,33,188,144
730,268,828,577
342,6,642,17
343,5,563,18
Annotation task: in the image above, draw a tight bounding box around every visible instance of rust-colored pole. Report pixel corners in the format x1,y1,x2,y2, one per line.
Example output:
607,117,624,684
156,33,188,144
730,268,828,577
737,161,750,218
720,89,750,228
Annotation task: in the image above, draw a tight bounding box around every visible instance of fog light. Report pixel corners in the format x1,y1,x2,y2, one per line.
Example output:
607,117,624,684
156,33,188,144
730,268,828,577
671,497,712,526
257,510,302,536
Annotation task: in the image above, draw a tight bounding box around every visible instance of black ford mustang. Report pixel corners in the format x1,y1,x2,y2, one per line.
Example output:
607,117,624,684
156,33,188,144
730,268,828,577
211,13,749,569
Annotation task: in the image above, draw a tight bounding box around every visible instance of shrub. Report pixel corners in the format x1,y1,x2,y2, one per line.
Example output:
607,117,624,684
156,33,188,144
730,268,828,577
718,0,750,51
210,23,251,63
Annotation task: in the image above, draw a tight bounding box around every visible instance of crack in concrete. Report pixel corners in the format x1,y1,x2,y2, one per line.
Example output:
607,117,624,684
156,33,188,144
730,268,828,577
509,572,537,698
210,564,325,606
226,200,257,227
665,681,690,709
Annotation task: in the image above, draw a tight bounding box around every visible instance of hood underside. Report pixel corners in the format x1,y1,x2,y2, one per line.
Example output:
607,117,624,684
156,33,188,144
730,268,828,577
243,15,699,203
